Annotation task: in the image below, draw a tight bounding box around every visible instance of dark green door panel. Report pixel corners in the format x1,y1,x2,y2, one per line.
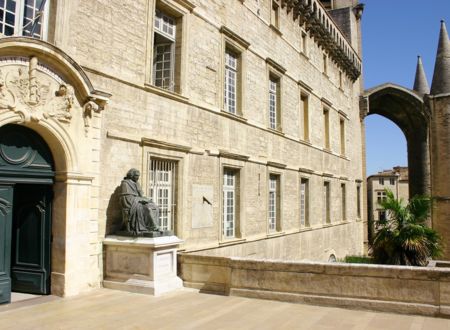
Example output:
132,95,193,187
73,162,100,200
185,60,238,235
11,184,52,295
0,185,13,304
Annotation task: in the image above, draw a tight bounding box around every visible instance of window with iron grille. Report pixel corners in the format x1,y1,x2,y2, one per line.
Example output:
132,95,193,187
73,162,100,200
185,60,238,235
223,169,238,238
268,174,280,232
153,9,176,91
300,178,309,227
0,0,49,39
269,76,279,130
148,158,177,232
224,49,238,114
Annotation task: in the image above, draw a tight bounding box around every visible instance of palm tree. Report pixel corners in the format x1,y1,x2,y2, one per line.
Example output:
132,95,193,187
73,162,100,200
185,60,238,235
370,189,442,266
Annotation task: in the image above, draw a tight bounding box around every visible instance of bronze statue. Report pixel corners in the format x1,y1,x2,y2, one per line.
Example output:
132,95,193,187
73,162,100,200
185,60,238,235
120,168,160,236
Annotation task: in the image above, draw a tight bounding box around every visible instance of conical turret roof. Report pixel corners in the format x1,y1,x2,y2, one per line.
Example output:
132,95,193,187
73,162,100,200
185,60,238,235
430,21,450,95
413,56,429,95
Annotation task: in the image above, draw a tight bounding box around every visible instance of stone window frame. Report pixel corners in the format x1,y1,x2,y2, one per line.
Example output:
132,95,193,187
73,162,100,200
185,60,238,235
220,26,249,118
323,180,331,224
266,59,286,132
0,0,51,40
270,0,281,33
300,91,310,142
323,106,330,151
339,116,345,156
300,176,310,228
301,30,308,58
341,182,346,221
142,142,188,237
219,156,246,243
145,0,191,95
267,170,282,234
356,183,362,220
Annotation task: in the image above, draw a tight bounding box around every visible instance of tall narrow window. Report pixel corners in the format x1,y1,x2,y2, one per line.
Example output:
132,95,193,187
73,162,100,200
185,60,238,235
300,93,309,141
340,118,345,156
271,0,280,29
224,48,238,114
323,108,330,150
357,184,361,218
339,71,343,89
268,174,280,232
269,75,280,130
341,183,346,221
301,32,307,55
323,54,328,75
149,158,177,232
153,9,179,91
300,178,309,227
0,0,50,39
223,168,240,238
323,182,330,224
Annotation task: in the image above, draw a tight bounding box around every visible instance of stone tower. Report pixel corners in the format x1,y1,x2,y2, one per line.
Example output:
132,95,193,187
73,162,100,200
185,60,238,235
428,21,450,259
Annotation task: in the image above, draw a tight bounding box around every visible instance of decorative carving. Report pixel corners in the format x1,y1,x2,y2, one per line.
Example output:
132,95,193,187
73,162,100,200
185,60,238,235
83,100,99,130
44,83,75,122
0,56,80,124
0,70,16,111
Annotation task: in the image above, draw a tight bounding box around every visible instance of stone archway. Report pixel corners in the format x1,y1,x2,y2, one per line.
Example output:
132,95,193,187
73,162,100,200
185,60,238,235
361,83,430,197
0,38,111,300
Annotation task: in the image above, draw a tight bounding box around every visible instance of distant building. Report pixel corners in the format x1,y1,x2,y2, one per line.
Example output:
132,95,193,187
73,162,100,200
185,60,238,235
367,166,409,242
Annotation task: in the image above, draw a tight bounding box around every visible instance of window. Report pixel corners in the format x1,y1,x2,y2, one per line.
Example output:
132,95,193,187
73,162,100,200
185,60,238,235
340,118,345,156
377,191,387,204
223,168,240,238
153,8,181,92
301,32,307,55
378,210,386,221
357,184,361,218
268,174,280,232
389,178,395,185
339,71,343,89
268,75,281,130
341,183,346,221
0,0,49,39
149,158,177,232
323,182,330,224
323,108,330,150
379,178,384,185
323,54,328,75
224,48,239,114
300,178,309,227
300,93,309,141
271,0,280,29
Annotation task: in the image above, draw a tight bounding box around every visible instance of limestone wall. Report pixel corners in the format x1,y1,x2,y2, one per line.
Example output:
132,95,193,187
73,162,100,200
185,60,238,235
180,254,450,317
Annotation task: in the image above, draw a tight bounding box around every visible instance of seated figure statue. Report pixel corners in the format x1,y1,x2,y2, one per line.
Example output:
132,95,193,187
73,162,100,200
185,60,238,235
120,168,160,236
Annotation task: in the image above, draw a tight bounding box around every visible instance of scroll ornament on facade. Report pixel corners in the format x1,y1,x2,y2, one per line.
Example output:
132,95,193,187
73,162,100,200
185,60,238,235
0,56,79,123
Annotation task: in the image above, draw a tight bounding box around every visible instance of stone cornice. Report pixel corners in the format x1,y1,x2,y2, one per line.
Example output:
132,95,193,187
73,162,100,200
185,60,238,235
281,0,361,81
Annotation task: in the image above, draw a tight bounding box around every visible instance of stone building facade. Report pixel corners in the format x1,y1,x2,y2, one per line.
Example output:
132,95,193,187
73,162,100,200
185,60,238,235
367,166,409,242
0,0,366,303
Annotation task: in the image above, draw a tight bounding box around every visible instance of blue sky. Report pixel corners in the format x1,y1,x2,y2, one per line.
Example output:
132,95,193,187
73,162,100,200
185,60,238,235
362,0,450,176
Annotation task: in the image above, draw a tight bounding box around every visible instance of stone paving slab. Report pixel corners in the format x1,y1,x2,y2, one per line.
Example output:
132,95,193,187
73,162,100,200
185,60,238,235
0,288,449,330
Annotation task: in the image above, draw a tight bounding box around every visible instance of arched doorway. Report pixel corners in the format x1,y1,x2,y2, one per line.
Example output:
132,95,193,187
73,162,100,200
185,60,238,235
362,83,430,197
0,124,55,304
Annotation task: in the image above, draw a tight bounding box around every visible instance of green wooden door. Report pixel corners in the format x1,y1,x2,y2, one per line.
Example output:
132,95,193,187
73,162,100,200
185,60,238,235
0,124,55,302
0,185,13,304
11,184,52,295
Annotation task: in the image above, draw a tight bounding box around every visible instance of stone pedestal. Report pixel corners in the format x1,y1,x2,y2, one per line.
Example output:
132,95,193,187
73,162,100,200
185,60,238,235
103,235,183,296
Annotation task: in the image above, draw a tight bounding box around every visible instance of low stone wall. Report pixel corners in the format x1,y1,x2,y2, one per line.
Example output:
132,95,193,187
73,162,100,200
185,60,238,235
179,254,450,317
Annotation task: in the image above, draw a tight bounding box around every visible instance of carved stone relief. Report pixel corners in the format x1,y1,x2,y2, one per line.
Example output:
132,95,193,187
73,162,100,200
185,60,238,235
0,56,81,123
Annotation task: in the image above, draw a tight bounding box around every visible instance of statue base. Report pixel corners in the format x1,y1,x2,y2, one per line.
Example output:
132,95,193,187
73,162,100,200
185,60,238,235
103,235,183,296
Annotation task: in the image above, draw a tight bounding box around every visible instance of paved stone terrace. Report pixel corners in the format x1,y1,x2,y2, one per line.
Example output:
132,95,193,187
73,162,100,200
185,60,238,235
0,288,449,329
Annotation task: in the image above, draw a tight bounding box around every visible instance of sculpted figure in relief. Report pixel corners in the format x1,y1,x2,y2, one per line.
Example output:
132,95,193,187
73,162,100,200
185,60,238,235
45,83,74,122
0,70,16,111
120,168,160,236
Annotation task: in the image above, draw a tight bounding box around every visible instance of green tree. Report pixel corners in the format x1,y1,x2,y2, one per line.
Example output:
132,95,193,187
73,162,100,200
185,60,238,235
370,189,442,266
